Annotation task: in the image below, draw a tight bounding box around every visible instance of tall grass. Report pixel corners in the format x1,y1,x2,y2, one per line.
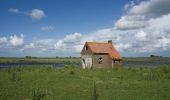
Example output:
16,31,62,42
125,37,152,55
141,69,162,81
91,82,98,100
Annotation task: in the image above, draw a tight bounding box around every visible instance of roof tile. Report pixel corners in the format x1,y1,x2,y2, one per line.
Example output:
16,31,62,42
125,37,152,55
86,42,121,59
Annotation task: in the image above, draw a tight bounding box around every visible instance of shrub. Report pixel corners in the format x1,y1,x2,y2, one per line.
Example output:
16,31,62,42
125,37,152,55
69,70,75,75
32,88,47,100
139,67,143,71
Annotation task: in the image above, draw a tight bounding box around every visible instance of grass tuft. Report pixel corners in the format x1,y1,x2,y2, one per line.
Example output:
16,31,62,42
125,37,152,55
141,69,162,81
69,70,75,75
32,88,47,100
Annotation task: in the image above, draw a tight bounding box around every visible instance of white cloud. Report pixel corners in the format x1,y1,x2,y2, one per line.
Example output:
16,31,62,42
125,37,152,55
21,33,83,54
0,37,8,45
0,34,24,47
109,0,170,54
9,34,24,47
135,31,147,41
8,8,46,20
41,26,55,31
128,0,170,18
115,43,132,51
29,9,46,20
115,0,170,30
8,8,20,13
123,1,135,11
24,43,35,49
54,40,65,49
63,32,82,43
114,15,148,30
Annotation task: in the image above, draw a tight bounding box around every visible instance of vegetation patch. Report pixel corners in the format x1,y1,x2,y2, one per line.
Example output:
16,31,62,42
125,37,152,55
0,65,170,100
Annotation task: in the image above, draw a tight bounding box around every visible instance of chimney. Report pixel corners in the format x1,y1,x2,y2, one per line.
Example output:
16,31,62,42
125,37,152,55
108,40,112,44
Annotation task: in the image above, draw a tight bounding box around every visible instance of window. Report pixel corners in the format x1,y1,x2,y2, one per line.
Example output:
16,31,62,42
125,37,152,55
98,57,102,64
85,46,88,51
83,59,85,63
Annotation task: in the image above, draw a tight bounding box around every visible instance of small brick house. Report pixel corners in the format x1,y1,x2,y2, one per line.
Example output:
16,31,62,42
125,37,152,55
81,40,122,69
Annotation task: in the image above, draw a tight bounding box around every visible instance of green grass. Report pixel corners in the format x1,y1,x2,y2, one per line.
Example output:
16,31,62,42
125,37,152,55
0,66,170,100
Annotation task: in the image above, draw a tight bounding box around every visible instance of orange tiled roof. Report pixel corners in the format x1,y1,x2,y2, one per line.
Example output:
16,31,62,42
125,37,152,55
86,42,121,60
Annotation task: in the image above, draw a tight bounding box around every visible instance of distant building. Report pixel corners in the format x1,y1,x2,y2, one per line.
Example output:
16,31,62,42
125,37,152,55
81,40,122,69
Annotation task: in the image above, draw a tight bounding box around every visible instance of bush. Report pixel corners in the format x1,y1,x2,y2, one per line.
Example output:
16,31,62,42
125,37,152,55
69,70,75,75
139,67,143,71
32,88,47,100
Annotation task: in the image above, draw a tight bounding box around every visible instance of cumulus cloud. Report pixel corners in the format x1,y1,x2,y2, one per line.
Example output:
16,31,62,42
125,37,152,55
54,32,83,52
115,0,170,30
63,32,82,43
22,33,83,54
108,0,170,55
0,34,24,47
41,26,55,31
9,34,24,47
128,0,170,18
54,40,65,49
114,15,148,30
0,37,8,45
29,9,46,20
8,8,46,20
135,31,147,41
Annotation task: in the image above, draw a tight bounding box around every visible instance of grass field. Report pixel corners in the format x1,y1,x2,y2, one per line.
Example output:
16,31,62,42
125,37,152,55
0,65,170,100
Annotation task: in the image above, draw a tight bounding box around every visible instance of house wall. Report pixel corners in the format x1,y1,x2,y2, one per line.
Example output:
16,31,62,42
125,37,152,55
92,54,112,68
81,44,93,69
81,54,92,69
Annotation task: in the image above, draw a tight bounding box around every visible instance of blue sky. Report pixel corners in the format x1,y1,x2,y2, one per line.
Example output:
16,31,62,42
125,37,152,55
0,0,170,57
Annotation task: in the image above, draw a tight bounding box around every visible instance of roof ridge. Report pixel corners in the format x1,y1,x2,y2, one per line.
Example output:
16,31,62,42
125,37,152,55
86,42,110,44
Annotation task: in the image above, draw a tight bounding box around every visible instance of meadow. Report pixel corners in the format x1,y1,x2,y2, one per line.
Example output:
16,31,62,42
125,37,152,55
0,65,170,100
